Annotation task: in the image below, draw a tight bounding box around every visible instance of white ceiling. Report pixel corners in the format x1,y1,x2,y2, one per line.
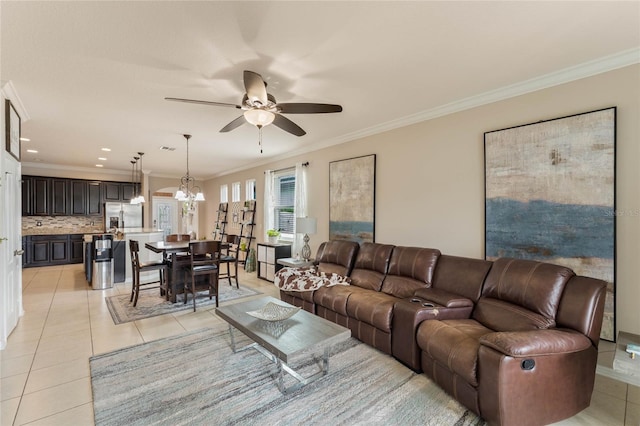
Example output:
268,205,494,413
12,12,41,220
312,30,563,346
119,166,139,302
2,1,639,179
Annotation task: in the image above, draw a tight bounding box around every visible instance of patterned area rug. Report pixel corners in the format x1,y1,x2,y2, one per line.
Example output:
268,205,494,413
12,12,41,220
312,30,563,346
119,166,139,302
105,285,260,324
90,327,486,425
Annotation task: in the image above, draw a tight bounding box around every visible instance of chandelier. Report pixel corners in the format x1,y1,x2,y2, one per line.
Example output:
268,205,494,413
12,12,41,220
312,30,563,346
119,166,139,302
130,152,146,205
175,134,205,207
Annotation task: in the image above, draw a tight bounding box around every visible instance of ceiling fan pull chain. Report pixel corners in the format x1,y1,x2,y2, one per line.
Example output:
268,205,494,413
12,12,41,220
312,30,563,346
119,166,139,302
258,125,263,154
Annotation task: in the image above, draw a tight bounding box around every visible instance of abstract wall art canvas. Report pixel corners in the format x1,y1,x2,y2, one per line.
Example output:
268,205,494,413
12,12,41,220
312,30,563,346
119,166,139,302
329,154,376,243
485,107,616,341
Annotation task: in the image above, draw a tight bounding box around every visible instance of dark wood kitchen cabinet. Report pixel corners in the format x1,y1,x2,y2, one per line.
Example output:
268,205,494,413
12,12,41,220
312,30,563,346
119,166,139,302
87,181,102,215
104,182,135,202
28,235,69,266
51,178,69,215
32,177,50,215
69,234,85,263
22,178,33,215
23,234,85,268
22,175,136,216
71,180,102,215
22,236,28,266
22,176,46,216
70,180,87,215
121,183,135,201
30,239,48,264
103,182,121,201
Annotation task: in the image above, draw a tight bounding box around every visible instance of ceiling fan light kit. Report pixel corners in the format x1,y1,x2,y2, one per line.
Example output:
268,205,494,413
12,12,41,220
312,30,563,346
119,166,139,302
166,70,342,152
244,109,275,127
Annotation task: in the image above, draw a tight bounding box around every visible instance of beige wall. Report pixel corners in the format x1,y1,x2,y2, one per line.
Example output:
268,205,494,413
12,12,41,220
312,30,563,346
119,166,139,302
203,64,640,336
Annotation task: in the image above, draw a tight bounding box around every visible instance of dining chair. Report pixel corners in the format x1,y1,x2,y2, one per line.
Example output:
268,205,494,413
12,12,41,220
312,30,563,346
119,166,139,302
129,240,169,306
182,240,220,312
162,234,192,301
164,234,191,258
219,234,240,288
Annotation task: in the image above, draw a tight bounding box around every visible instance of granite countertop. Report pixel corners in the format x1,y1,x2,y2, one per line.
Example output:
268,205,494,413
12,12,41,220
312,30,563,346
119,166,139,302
23,227,105,236
23,228,164,237
121,228,164,234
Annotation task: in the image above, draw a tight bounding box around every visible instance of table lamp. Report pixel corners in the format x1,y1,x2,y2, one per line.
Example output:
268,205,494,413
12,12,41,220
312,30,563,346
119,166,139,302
296,217,317,261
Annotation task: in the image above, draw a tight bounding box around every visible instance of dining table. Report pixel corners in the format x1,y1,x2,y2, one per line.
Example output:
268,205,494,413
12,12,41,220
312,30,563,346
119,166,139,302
144,240,191,255
144,241,190,302
144,240,227,303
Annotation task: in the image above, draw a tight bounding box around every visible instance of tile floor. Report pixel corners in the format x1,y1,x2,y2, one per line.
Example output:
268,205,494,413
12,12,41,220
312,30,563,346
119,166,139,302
1,264,638,425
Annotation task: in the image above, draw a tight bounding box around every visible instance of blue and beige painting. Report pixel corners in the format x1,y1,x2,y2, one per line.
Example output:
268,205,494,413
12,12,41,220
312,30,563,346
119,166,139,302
330,221,374,244
485,108,615,340
486,198,614,261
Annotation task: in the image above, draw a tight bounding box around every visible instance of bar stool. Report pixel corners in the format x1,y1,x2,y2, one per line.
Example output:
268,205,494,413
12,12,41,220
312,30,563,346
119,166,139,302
182,241,220,312
219,234,240,288
129,240,168,307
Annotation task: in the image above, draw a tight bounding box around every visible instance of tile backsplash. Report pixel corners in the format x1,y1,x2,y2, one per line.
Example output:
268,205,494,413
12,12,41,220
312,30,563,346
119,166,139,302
22,216,104,235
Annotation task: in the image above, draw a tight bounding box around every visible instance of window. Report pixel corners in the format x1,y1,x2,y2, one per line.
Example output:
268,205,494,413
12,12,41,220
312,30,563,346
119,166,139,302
245,179,256,201
273,170,296,238
232,182,241,202
220,184,228,203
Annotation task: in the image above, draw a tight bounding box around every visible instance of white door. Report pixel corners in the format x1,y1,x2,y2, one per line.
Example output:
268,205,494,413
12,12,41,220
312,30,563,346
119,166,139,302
152,191,201,239
153,195,179,237
1,157,23,349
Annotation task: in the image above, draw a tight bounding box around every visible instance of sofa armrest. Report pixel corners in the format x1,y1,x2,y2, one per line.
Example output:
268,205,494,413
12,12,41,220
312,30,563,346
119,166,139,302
479,329,592,357
412,287,473,309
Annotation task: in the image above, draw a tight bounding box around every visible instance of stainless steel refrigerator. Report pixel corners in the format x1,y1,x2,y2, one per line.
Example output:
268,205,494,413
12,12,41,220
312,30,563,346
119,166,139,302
104,202,143,230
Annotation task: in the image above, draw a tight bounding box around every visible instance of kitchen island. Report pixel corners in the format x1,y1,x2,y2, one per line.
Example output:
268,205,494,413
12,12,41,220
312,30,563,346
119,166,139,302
83,229,164,286
109,228,164,284
121,229,165,284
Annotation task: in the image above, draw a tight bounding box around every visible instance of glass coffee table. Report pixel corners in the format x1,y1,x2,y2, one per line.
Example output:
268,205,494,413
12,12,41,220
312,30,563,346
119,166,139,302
215,296,351,394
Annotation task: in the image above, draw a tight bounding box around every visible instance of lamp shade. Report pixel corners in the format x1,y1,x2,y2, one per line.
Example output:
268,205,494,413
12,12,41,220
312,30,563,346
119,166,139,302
244,109,275,127
296,217,317,235
175,189,187,201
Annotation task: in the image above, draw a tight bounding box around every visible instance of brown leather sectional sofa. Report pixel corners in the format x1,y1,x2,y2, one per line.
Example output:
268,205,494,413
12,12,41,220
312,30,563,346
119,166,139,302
279,240,607,426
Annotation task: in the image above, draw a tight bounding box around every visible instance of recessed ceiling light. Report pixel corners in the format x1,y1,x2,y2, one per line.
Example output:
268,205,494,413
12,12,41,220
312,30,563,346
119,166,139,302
26,149,38,153
95,164,104,168
98,157,107,161
101,147,111,152
20,137,31,142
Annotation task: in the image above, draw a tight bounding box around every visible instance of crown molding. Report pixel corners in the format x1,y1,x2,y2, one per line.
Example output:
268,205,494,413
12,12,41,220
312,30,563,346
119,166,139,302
323,47,640,149
1,80,31,122
22,161,130,177
206,48,640,180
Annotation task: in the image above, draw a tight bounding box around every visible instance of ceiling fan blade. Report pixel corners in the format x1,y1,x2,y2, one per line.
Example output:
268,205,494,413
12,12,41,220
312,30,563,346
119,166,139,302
219,116,246,133
243,70,268,106
277,103,343,114
165,97,241,109
272,114,306,137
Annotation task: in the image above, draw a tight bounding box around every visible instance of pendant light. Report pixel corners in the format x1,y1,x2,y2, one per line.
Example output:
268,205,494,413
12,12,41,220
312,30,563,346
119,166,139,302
175,134,205,209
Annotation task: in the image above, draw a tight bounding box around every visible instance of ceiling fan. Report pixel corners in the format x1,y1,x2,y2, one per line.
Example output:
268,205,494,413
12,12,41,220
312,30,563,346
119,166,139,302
165,70,343,137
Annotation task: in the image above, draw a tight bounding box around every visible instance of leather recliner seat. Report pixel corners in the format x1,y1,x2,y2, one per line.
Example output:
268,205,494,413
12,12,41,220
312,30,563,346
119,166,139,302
277,242,607,426
416,258,606,425
280,240,359,314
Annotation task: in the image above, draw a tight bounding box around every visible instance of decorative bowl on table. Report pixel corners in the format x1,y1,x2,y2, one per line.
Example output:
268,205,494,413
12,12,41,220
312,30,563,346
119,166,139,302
246,302,300,321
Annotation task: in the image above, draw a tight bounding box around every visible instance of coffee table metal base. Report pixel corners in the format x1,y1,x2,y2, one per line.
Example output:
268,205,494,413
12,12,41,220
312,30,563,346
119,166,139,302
228,324,329,394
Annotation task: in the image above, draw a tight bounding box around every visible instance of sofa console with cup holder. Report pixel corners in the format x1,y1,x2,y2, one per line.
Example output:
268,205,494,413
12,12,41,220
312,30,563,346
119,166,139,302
276,240,607,426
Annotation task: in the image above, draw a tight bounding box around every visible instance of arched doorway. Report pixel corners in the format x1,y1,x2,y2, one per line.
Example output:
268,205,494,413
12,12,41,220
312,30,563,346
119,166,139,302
152,187,200,238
